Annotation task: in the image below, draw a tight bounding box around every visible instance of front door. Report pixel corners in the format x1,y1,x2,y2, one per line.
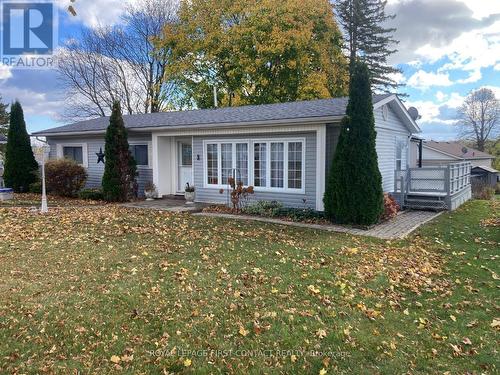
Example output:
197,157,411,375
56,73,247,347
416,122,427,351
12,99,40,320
177,142,193,193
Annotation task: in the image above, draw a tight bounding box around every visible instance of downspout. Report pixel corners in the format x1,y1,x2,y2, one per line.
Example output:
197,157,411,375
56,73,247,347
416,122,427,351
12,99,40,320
418,139,423,168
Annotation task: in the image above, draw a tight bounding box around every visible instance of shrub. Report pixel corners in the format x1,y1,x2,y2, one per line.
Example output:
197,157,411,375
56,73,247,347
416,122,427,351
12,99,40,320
381,193,400,222
102,101,137,202
45,159,87,197
472,181,495,200
222,177,254,210
242,200,283,217
275,207,326,222
3,101,39,192
323,61,383,225
78,188,104,201
28,181,42,194
495,182,500,195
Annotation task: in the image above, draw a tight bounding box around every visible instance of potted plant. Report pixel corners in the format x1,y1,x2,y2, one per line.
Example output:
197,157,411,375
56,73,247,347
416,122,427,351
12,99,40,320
184,183,195,204
144,181,156,201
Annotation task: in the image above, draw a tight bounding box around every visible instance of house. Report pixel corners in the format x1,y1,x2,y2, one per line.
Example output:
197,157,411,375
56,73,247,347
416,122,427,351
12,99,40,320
411,140,495,168
0,134,6,144
32,94,420,211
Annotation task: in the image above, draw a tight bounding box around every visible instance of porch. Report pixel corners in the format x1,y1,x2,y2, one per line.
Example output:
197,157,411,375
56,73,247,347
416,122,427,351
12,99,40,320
393,162,472,211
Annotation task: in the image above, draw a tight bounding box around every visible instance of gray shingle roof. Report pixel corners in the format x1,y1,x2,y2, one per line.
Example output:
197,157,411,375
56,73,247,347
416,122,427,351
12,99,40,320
34,95,391,135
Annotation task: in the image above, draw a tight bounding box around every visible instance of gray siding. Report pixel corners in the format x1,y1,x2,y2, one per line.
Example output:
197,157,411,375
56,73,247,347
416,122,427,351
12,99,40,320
323,105,412,193
374,105,410,192
46,134,153,196
325,123,341,180
193,132,317,209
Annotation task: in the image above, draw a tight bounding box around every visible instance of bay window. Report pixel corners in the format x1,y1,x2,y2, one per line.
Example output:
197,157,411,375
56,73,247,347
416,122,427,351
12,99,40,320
204,138,305,192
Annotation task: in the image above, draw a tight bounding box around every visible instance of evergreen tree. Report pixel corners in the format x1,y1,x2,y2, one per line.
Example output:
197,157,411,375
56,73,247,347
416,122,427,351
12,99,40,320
0,95,8,136
102,101,137,202
3,101,39,192
324,61,383,225
336,0,401,91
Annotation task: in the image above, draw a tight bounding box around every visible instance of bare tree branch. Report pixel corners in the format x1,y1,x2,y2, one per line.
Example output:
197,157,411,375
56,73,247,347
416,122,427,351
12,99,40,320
457,88,500,151
57,0,179,120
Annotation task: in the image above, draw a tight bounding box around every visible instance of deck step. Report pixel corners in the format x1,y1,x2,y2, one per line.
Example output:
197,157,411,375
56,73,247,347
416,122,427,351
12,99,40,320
404,198,448,211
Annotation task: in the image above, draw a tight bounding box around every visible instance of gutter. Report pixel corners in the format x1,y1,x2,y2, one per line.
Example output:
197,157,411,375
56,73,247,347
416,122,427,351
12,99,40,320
32,115,344,137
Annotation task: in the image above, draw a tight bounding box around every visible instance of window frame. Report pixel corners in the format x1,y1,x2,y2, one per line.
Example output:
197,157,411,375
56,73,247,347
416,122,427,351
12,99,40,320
203,138,305,194
129,141,152,169
56,143,88,168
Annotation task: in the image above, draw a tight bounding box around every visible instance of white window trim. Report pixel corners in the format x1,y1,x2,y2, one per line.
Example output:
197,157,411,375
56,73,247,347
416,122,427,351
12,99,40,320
56,143,88,168
202,137,306,194
129,141,152,169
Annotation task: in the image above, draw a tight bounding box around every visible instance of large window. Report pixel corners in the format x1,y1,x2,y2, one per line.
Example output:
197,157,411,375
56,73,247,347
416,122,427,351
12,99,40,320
63,146,83,164
204,139,304,192
130,144,149,166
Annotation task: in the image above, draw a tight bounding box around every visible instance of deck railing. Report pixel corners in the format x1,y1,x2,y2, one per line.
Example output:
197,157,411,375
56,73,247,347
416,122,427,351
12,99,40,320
394,162,471,197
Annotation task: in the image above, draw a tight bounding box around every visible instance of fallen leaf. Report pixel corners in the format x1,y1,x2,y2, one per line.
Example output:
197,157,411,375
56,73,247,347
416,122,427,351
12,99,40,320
110,355,121,364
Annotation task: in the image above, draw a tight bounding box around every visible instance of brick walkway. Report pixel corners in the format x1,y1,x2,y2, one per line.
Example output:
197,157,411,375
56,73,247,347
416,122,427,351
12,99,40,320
194,210,443,240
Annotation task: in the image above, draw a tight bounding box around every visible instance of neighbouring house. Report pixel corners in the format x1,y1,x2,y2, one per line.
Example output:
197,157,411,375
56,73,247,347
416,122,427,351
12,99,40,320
33,94,422,211
0,134,6,144
410,140,495,168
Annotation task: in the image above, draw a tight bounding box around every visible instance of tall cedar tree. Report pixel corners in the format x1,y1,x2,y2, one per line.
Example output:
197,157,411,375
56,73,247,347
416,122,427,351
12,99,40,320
102,102,137,202
3,101,39,192
336,0,401,91
324,61,383,225
162,0,348,108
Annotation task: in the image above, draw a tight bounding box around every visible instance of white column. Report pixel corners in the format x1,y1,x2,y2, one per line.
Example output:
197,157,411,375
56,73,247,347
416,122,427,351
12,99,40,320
315,125,326,211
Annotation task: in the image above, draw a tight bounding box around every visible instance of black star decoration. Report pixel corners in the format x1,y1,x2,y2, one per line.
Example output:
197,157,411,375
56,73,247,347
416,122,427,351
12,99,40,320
96,148,105,164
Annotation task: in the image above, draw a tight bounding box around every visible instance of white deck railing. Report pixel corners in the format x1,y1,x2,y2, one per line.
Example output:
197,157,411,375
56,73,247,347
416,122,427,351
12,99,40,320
394,162,471,197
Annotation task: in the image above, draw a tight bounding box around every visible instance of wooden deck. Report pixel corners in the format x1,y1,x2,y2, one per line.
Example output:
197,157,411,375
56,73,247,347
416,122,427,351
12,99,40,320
393,162,472,211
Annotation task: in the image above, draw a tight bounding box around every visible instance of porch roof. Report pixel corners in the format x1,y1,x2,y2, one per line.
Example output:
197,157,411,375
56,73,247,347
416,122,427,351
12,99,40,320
33,94,394,136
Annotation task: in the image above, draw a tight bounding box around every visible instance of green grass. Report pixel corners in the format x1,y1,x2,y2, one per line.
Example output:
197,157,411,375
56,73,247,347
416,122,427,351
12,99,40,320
0,198,498,374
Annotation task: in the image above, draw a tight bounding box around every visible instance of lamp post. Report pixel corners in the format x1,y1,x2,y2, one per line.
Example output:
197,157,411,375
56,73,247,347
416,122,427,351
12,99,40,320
34,143,51,213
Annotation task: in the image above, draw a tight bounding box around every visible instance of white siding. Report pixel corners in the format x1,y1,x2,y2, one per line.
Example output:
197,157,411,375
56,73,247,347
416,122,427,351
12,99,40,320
374,104,412,192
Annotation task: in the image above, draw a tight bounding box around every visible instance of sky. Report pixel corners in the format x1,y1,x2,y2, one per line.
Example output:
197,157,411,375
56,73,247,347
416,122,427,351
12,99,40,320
0,0,499,140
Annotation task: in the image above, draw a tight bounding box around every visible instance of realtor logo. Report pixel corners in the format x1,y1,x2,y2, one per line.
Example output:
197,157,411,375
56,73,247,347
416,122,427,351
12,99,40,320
1,0,57,68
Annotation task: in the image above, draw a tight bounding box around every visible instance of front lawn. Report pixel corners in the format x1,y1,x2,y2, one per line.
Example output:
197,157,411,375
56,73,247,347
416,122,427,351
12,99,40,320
0,198,498,374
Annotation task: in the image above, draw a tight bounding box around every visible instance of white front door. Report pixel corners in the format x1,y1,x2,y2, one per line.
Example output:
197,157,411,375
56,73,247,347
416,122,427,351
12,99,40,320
177,142,193,193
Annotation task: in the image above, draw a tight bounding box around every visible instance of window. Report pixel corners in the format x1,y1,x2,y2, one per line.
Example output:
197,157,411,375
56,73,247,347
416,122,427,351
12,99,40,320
221,143,233,184
207,143,218,185
395,138,406,171
181,143,192,166
130,144,149,166
63,146,83,164
270,142,284,188
288,142,302,189
254,143,267,187
204,139,304,192
236,143,248,185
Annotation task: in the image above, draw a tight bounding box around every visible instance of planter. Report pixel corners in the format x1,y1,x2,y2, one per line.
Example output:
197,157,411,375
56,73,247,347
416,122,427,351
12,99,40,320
0,188,14,201
144,190,155,201
184,191,195,204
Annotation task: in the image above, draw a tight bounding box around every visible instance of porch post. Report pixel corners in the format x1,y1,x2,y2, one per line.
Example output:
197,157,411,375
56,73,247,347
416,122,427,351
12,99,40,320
316,125,326,211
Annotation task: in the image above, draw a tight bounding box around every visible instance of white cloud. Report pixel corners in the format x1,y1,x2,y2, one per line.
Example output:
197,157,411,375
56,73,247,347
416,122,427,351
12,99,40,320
407,70,453,90
55,0,135,28
0,64,12,81
435,91,447,102
494,63,500,71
